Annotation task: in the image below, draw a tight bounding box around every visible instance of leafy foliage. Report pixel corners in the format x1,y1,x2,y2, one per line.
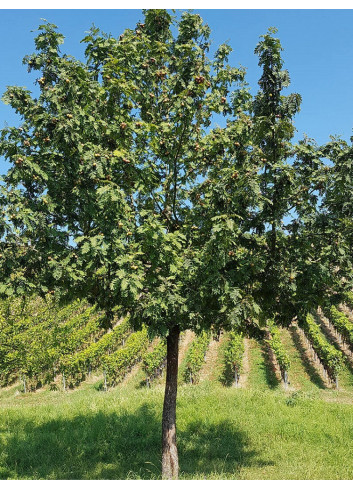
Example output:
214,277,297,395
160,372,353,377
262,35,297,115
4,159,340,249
344,292,353,310
0,10,262,339
0,296,99,389
69,316,131,373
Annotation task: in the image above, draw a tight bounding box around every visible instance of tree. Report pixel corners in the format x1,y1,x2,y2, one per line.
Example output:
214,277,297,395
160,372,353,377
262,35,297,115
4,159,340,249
249,28,302,326
247,29,331,326
248,28,353,328
0,10,261,479
315,137,353,305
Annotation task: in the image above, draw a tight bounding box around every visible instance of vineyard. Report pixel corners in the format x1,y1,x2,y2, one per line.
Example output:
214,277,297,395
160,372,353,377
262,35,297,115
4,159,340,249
2,295,353,398
1,295,353,480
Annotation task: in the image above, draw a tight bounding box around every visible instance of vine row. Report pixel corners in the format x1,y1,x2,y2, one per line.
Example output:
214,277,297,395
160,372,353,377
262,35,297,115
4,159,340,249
266,321,290,386
325,305,353,349
300,313,343,385
223,330,244,387
103,328,149,387
69,316,131,373
181,331,210,384
142,339,167,387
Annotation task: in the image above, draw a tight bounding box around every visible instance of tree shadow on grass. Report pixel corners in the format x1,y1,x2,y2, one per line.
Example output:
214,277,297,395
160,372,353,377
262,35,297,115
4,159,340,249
0,404,273,480
1,404,161,480
179,419,274,478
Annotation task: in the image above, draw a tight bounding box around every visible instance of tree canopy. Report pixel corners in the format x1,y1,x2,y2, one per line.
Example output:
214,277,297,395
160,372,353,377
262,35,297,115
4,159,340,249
0,11,260,335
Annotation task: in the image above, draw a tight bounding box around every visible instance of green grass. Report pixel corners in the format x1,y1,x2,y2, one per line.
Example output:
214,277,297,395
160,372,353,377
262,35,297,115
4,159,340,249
1,381,353,479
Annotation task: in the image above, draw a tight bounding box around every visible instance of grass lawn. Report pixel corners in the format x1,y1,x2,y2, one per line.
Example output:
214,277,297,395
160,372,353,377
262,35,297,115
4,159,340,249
1,381,352,480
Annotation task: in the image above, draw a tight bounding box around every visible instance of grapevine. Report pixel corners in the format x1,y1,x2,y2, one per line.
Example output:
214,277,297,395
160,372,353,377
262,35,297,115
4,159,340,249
266,321,290,386
181,331,210,384
325,305,353,349
0,297,100,390
344,292,353,310
222,330,244,387
69,316,131,373
142,339,167,386
103,328,149,387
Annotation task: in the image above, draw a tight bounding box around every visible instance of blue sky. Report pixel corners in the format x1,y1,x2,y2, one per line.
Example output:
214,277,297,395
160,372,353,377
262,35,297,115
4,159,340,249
1,9,353,175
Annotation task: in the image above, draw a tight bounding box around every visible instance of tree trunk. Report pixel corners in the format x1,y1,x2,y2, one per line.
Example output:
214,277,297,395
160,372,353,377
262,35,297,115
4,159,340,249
162,324,180,480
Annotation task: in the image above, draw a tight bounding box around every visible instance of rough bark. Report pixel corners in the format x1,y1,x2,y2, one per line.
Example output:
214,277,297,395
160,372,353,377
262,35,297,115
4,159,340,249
161,324,180,479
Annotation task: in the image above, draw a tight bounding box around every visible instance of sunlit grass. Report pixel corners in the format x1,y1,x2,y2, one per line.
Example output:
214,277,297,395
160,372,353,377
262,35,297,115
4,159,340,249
1,381,352,479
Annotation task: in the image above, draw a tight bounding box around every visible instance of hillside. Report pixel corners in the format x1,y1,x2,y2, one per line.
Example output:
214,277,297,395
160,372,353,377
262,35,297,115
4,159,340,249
1,311,353,480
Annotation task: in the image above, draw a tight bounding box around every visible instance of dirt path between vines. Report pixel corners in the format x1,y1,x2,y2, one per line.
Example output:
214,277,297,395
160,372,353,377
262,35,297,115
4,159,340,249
178,330,195,366
238,337,250,388
199,336,222,382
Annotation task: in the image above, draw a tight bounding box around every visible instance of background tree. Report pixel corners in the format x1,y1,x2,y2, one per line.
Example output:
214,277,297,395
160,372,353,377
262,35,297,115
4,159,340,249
272,135,353,320
313,137,353,306
248,29,353,329
249,29,326,327
250,28,302,326
0,10,261,479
